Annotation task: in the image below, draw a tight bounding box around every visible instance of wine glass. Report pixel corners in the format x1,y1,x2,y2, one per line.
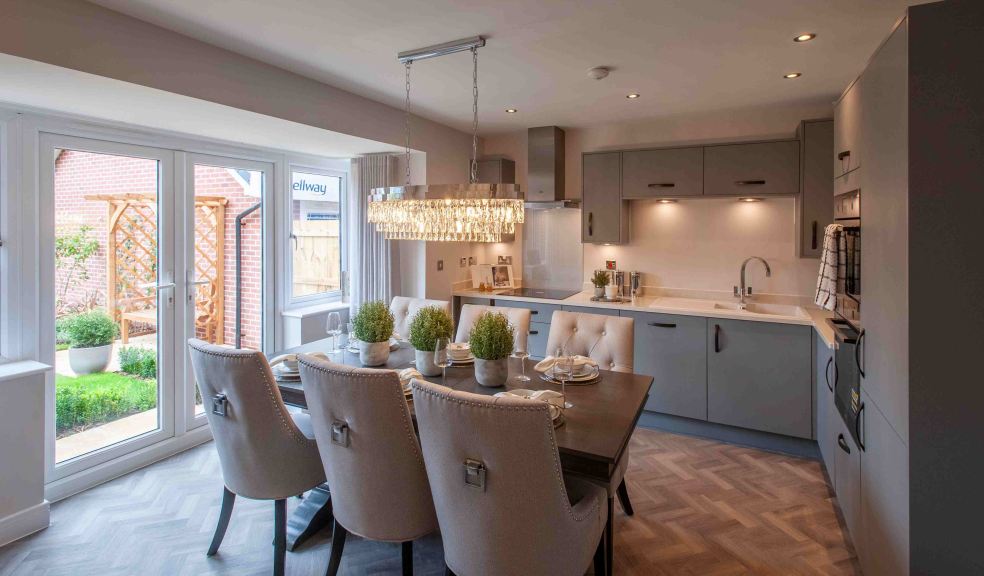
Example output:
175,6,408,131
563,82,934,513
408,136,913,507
435,337,451,384
513,342,530,382
326,311,342,353
554,347,574,409
346,321,358,353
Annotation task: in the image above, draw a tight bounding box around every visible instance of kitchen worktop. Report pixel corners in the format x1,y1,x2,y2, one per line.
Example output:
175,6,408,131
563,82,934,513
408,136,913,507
454,288,837,348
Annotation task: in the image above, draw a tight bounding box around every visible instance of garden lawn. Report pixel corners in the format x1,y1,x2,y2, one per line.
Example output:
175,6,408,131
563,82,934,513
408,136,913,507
56,372,157,435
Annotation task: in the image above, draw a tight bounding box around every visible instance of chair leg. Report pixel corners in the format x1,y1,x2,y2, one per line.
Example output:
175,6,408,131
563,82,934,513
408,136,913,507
593,532,607,576
325,519,348,576
402,540,413,576
274,499,287,576
616,479,634,516
605,495,614,576
206,487,236,556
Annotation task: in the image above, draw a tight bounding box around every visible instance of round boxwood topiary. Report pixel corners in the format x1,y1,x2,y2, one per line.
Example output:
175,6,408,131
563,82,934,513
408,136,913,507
468,311,514,360
352,301,395,344
408,306,454,352
62,310,119,349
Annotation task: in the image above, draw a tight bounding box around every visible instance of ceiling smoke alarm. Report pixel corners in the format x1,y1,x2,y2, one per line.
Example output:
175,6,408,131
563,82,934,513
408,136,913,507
586,66,610,80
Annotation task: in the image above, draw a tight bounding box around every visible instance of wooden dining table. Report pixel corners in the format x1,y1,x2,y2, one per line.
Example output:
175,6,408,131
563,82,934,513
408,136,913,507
275,338,652,575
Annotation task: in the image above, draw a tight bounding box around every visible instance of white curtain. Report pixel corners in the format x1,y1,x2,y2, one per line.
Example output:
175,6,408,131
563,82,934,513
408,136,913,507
350,154,401,313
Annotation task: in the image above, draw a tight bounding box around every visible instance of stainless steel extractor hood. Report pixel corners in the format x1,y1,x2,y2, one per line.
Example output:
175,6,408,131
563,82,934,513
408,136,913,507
526,126,578,206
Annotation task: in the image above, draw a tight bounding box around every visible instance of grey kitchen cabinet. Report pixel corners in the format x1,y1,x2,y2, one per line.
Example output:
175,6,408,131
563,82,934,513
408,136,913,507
797,120,834,258
560,305,620,316
834,79,863,178
860,390,910,576
623,311,707,420
582,152,628,244
621,147,702,199
474,158,515,184
835,415,863,549
495,300,560,323
495,299,559,360
815,332,837,477
526,323,549,359
703,140,800,196
707,319,812,438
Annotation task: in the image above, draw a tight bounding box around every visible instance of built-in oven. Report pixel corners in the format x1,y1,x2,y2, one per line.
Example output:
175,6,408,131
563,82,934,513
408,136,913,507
830,318,865,449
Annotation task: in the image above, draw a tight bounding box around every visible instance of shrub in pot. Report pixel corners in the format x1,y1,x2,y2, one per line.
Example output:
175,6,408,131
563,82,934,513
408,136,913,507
62,310,119,375
591,270,610,298
408,306,454,377
352,301,395,366
468,311,514,387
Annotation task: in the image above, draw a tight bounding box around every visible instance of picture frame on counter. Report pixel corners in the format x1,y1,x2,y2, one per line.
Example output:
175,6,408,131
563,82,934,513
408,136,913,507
492,264,515,288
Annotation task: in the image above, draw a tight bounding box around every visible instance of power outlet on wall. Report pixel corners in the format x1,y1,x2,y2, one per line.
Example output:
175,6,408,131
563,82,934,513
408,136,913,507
459,257,468,268
497,255,513,265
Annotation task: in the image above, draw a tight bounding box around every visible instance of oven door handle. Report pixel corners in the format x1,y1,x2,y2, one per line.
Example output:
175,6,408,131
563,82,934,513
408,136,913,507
825,356,834,392
855,402,866,452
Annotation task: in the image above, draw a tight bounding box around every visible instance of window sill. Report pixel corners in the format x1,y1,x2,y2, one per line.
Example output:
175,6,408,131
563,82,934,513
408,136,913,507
282,300,349,319
0,360,50,383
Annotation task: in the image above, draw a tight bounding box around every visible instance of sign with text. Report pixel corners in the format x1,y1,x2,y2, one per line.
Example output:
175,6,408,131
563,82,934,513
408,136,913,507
291,171,341,202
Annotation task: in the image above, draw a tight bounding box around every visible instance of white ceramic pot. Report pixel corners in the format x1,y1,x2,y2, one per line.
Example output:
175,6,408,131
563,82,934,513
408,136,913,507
604,285,618,299
593,286,605,298
68,344,113,375
414,349,443,377
359,340,390,367
474,357,508,388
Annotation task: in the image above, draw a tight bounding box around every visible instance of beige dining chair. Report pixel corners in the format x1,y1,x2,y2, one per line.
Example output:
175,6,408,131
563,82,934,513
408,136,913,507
186,339,327,576
545,311,636,521
298,355,438,576
390,296,451,338
454,304,532,354
412,379,608,576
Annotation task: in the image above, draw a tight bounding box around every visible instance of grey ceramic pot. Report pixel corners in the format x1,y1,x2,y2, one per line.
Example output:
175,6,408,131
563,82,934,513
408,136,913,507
593,286,605,298
68,344,113,375
359,340,390,367
414,349,443,377
474,357,508,388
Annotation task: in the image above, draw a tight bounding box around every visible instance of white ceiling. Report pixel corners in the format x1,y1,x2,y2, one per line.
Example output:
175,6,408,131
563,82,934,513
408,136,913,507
88,0,918,135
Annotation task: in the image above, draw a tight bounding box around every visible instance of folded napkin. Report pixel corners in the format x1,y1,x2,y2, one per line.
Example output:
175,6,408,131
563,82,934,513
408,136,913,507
397,367,422,389
534,355,598,374
495,388,565,407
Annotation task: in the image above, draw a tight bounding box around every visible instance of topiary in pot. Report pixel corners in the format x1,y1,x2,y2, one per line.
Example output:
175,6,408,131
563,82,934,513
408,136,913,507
62,310,119,375
352,301,395,366
468,311,514,387
408,306,454,376
591,270,610,298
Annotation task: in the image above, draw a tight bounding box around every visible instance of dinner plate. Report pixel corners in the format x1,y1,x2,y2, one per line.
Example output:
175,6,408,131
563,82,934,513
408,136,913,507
539,366,601,386
274,365,301,381
548,364,599,381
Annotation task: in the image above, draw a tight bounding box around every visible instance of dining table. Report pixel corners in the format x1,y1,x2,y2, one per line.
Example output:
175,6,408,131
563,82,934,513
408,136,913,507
274,337,652,576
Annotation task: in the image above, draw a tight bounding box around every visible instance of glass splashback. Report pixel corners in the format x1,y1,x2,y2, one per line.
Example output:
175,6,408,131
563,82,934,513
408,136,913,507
522,206,583,290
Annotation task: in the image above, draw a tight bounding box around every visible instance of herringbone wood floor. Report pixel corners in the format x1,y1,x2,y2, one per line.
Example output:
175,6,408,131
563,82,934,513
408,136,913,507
0,428,860,575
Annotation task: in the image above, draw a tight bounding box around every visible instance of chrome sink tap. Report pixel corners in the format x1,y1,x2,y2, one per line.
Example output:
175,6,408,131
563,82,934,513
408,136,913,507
735,257,772,310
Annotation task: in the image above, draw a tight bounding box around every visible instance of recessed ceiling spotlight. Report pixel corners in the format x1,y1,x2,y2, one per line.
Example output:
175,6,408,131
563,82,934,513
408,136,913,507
505,108,517,113
794,33,816,43
626,93,641,99
783,72,802,79
738,197,763,203
656,199,678,204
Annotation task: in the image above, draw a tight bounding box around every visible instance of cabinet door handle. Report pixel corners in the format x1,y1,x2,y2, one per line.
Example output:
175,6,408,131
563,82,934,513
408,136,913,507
811,221,818,250
714,324,721,353
837,433,851,454
855,403,865,452
648,322,677,328
647,182,676,188
588,212,593,237
735,180,766,186
825,356,834,392
855,329,866,378
838,150,851,161
528,330,538,335
529,310,538,316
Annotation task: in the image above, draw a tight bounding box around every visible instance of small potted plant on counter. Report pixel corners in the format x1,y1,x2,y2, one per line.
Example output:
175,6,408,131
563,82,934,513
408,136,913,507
352,301,395,366
63,309,119,375
591,270,610,298
469,311,514,388
408,306,454,377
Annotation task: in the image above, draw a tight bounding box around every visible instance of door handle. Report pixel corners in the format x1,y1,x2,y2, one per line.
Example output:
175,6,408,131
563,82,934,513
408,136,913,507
528,330,538,335
811,221,818,250
855,403,865,452
714,324,721,353
838,150,851,161
825,356,834,392
587,212,593,237
647,183,676,188
837,433,851,454
648,322,677,328
734,180,766,186
855,329,866,378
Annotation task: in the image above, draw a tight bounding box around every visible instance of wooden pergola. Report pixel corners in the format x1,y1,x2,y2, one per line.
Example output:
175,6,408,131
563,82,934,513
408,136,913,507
86,193,228,344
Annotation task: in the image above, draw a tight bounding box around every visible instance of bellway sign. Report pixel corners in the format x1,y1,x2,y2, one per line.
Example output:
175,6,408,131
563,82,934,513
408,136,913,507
292,172,341,202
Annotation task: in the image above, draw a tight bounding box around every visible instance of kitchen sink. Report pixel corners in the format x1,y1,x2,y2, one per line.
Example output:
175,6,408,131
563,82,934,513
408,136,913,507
648,297,808,319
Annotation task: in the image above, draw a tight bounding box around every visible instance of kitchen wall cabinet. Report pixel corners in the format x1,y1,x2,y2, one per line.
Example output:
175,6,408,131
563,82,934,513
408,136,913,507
834,79,863,177
623,311,707,420
815,333,837,476
582,152,628,244
621,147,702,199
703,140,799,196
475,158,515,184
707,319,812,438
797,120,834,258
835,415,863,548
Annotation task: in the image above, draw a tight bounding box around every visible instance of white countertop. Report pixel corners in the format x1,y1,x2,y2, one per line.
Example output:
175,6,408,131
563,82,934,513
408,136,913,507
454,288,838,348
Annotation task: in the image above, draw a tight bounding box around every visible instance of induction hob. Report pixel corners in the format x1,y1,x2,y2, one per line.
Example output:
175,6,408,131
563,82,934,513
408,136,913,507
499,287,580,300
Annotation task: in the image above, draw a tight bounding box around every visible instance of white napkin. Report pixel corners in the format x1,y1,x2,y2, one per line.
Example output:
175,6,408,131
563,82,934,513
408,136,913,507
494,389,564,421
397,367,422,390
533,355,598,374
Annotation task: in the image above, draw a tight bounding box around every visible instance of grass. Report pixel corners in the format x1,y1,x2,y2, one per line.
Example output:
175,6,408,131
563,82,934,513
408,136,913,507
56,372,157,436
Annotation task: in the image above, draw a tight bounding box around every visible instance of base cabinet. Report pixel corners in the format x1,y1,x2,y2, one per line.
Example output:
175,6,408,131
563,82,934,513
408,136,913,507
707,320,813,439
815,334,837,476
835,416,863,547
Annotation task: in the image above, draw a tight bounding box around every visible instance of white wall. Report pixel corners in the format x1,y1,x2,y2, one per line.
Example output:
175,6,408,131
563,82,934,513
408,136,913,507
0,365,49,547
482,99,833,297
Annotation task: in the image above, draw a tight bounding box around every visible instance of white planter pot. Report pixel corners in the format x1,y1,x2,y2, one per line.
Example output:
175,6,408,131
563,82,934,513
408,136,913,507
359,340,390,367
474,357,508,388
68,344,113,375
414,349,443,377
604,285,618,299
593,286,605,298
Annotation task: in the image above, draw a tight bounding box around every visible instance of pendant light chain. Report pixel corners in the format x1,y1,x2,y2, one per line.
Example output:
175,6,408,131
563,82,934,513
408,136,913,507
470,46,479,184
404,60,412,186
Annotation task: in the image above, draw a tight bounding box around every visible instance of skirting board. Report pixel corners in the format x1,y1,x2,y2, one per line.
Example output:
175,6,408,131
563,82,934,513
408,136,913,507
0,501,50,548
638,411,820,460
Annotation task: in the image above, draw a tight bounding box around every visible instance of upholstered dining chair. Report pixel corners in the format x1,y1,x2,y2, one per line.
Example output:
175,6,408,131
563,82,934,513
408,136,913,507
454,304,532,354
186,339,326,576
298,355,438,576
390,297,451,339
545,311,636,520
412,379,608,576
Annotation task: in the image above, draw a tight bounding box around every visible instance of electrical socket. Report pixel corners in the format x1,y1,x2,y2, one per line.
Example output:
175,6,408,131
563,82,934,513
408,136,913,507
459,257,468,267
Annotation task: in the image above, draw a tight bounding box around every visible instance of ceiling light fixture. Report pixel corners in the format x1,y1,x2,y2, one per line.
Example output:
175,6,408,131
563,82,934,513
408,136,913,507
368,36,524,242
626,93,641,99
794,33,816,43
505,108,517,114
783,72,802,79
738,197,763,203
